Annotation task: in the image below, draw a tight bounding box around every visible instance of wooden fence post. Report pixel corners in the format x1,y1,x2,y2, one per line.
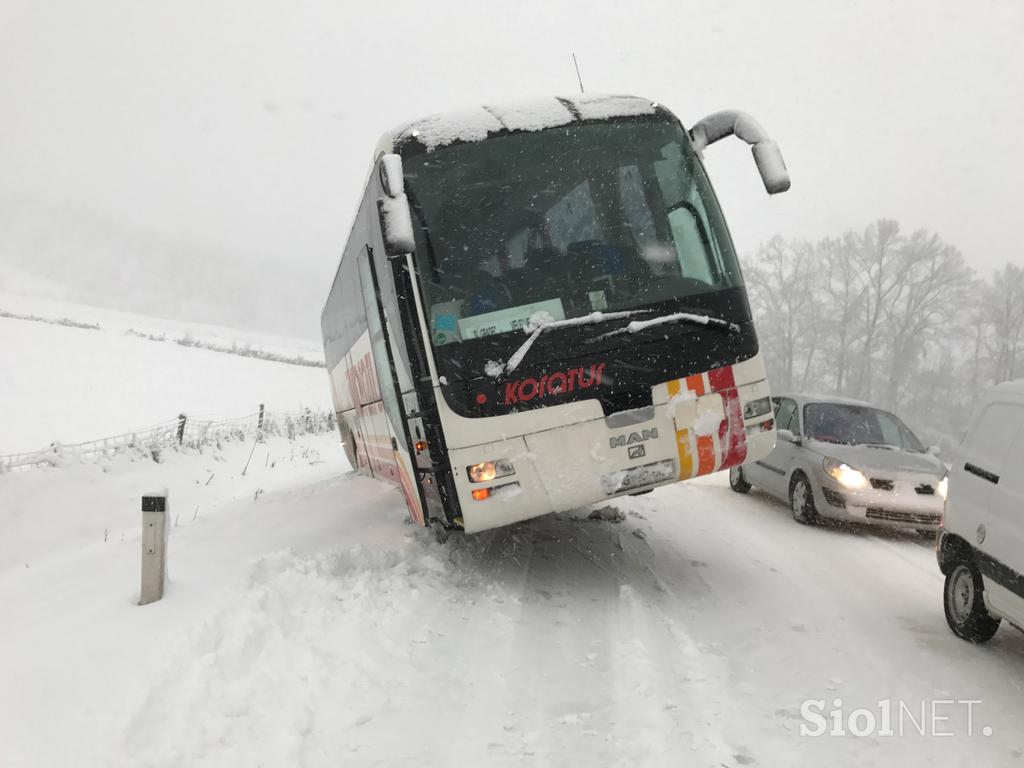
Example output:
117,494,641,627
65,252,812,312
139,490,169,605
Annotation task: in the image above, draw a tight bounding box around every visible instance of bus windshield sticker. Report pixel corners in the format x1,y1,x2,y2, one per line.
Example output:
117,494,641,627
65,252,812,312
457,299,566,341
434,314,457,332
588,290,608,311
430,300,463,345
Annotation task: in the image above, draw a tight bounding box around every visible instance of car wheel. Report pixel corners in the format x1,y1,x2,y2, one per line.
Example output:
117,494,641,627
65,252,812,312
944,559,1001,643
729,466,751,494
790,474,818,525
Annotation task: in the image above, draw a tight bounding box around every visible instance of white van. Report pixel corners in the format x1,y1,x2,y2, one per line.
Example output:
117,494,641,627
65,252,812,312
938,379,1024,642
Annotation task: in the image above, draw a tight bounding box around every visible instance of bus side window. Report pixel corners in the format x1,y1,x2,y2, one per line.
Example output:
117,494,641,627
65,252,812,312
667,207,713,284
654,142,725,285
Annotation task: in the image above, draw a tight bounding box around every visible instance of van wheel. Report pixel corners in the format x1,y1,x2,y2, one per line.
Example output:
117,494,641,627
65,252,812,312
790,474,818,525
944,559,1001,642
729,466,751,494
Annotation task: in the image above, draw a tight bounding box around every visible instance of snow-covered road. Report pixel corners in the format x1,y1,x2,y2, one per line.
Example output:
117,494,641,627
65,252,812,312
3,437,1023,767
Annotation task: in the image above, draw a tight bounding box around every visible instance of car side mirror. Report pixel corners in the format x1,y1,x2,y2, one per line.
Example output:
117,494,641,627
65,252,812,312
777,428,802,446
689,110,791,195
377,154,415,257
927,445,942,457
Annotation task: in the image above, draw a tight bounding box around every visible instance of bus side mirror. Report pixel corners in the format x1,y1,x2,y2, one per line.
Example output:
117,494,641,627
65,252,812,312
379,153,405,197
377,153,415,256
689,110,791,195
751,141,790,195
378,195,415,257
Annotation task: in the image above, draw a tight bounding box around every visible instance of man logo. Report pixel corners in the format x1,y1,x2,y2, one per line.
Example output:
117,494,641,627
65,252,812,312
609,428,659,449
628,445,646,459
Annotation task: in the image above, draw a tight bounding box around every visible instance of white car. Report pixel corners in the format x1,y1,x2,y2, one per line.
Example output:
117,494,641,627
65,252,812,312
938,379,1024,642
730,394,947,531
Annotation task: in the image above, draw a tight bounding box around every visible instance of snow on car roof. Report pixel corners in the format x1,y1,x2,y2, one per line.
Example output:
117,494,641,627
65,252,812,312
992,378,1024,395
386,94,658,152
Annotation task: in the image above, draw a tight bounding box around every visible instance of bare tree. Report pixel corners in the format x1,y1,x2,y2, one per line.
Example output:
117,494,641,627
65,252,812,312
880,231,973,410
818,233,866,393
984,263,1024,382
746,236,822,392
744,221,998,449
850,219,903,401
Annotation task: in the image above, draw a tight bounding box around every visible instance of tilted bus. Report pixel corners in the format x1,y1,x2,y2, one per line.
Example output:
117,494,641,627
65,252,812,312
321,94,789,533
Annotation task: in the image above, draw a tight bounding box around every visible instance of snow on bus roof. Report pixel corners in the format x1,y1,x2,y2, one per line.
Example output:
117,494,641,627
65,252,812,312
390,94,657,152
569,93,659,120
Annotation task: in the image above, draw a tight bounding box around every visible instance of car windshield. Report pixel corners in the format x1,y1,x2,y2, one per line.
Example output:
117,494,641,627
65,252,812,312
401,114,744,348
803,403,925,451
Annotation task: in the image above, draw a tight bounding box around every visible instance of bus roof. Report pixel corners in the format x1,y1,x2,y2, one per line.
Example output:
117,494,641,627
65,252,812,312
377,94,660,155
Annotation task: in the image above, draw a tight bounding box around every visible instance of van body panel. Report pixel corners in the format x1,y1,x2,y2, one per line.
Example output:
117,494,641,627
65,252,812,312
942,380,1024,632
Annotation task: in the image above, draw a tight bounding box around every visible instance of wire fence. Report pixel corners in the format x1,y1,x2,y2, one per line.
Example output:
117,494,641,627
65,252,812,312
0,406,336,473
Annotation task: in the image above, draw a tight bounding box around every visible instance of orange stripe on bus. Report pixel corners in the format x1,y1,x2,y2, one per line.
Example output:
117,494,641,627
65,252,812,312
685,373,705,396
696,435,716,475
676,429,694,479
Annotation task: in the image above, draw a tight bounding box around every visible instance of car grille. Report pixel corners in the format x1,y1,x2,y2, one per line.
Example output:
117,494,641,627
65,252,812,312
866,508,941,525
868,478,936,494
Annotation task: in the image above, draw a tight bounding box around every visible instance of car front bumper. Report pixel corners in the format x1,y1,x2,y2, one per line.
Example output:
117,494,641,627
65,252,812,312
810,473,945,530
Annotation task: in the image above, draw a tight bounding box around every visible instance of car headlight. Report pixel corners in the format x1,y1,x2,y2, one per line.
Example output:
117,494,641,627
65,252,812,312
466,459,515,483
937,475,949,500
823,457,868,490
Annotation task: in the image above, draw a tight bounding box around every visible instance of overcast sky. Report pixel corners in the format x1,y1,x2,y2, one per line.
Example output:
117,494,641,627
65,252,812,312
2,0,1023,292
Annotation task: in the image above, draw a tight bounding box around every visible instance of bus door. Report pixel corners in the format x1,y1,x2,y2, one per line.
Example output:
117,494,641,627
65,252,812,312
357,244,429,526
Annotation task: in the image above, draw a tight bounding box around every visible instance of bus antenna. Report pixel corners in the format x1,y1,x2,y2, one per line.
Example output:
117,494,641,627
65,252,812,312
572,53,585,94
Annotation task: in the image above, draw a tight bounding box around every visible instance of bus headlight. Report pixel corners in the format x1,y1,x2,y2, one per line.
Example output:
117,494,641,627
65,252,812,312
742,397,772,420
938,475,949,500
823,457,868,490
467,459,515,483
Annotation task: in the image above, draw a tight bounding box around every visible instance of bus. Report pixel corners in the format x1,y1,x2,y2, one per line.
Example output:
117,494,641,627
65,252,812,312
321,94,790,534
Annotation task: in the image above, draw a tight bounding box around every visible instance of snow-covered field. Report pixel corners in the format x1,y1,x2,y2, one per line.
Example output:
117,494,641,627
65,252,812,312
3,298,1024,767
0,292,329,453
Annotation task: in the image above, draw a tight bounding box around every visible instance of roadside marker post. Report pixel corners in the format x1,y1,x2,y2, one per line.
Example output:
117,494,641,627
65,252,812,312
140,490,169,605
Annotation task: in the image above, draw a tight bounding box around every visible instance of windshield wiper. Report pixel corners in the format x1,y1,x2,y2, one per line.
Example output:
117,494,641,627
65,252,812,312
592,311,740,341
488,311,644,377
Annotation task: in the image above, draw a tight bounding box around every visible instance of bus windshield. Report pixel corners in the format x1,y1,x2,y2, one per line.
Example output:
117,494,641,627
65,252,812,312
401,115,745,348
